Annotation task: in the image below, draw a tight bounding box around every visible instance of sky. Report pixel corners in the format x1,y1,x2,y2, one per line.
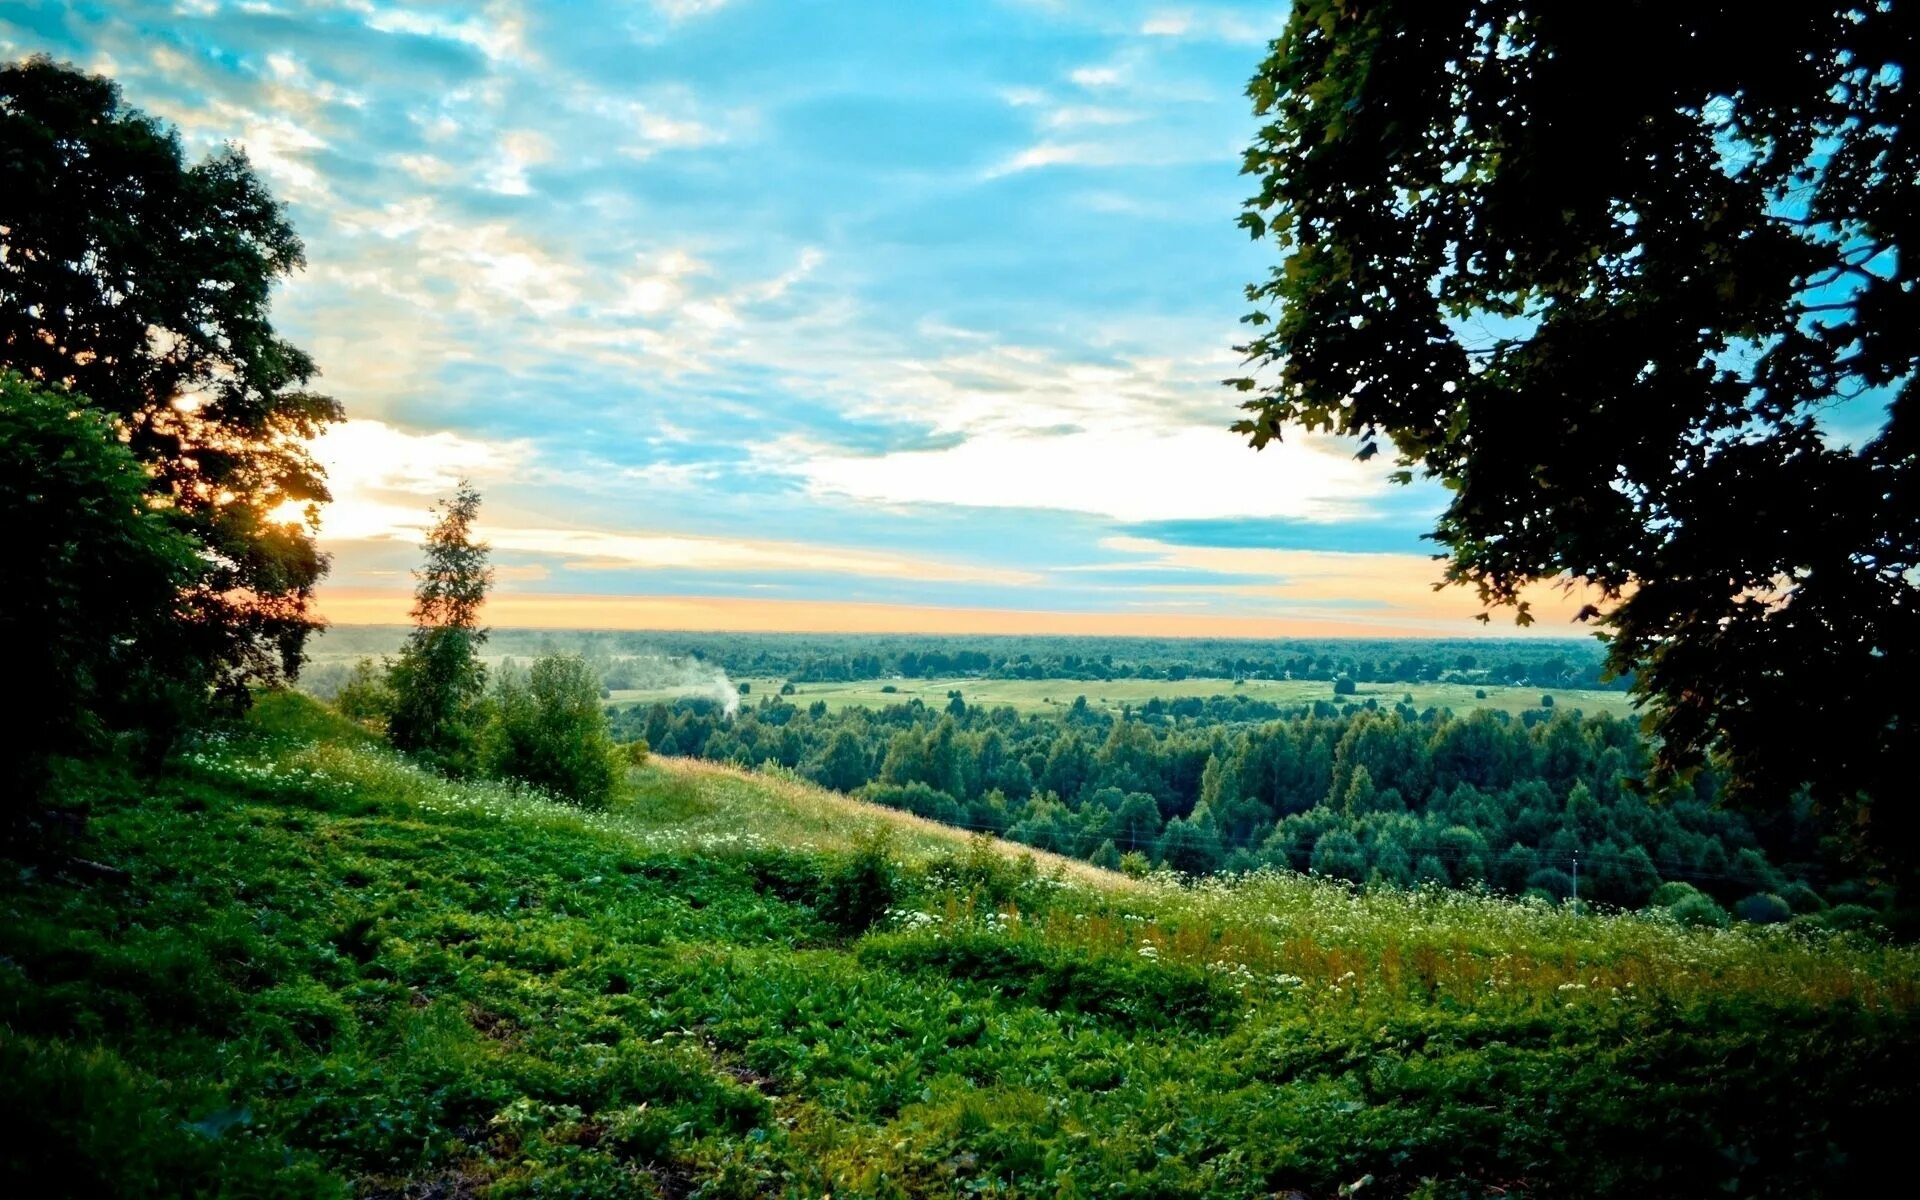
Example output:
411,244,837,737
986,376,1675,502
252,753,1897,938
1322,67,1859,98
3,0,1599,637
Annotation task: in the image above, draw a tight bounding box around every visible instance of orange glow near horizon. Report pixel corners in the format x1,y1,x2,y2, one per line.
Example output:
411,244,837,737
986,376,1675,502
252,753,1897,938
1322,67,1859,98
315,586,1601,639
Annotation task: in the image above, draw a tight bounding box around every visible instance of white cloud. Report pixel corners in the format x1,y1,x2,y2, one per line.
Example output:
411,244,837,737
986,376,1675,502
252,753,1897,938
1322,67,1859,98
484,128,552,194
486,528,1037,584
654,0,733,19
1140,7,1283,44
289,419,532,540
796,425,1383,523
296,423,1035,587
1069,65,1125,88
1043,104,1139,129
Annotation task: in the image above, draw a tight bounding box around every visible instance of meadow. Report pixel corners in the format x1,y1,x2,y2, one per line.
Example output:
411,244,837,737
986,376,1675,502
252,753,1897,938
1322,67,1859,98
4,692,1913,1198
736,676,1639,720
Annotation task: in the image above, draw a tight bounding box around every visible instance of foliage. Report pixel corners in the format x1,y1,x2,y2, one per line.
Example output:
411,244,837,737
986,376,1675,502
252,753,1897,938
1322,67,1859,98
481,654,623,808
313,627,1630,692
818,829,900,934
2,693,1915,1197
332,658,396,731
386,485,491,773
1232,3,1918,874
0,372,205,804
614,692,1877,924
0,57,340,692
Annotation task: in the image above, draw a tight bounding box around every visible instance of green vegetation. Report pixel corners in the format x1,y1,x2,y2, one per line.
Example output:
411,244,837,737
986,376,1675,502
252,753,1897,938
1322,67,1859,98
386,485,493,775
483,655,625,808
609,685,1894,928
303,627,1634,697
0,371,204,806
0,57,340,692
3,693,1914,1197
1233,3,1917,879
711,675,1636,721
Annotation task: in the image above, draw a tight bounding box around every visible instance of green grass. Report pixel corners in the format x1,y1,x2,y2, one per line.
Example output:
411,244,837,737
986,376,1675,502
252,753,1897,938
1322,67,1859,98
610,676,1638,720
3,692,1911,1198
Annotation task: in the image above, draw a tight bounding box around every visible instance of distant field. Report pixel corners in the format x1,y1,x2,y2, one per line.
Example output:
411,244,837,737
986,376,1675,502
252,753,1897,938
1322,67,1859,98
614,675,1639,720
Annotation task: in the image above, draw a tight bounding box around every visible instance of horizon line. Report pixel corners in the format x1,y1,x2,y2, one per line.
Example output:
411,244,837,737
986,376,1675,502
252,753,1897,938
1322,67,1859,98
316,588,1599,641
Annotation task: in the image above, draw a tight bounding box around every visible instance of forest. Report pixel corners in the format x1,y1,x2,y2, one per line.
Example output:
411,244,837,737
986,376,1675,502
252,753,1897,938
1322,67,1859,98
610,686,1879,931
305,626,1631,691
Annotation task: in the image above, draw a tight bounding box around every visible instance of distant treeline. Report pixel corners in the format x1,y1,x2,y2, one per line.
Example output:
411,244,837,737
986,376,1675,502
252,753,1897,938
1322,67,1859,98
610,691,1872,927
310,627,1628,690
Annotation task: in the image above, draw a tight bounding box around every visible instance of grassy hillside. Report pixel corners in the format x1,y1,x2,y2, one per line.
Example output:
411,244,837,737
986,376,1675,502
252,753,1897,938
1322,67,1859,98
3,694,1914,1198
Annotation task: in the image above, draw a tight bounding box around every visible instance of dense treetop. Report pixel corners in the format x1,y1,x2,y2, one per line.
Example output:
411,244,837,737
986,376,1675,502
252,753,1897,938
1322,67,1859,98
1233,2,1918,872
0,56,339,692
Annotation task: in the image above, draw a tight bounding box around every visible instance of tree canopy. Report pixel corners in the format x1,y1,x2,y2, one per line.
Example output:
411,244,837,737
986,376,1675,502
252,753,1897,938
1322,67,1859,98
0,371,204,805
0,56,340,694
1232,2,1917,871
387,484,492,772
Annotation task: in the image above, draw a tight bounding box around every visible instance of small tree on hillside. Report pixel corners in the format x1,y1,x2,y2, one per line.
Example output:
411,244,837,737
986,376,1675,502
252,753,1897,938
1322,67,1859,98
481,654,622,807
387,484,491,772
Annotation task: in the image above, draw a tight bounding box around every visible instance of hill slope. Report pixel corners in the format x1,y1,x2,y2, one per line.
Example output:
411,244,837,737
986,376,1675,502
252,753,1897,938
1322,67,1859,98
3,694,1915,1198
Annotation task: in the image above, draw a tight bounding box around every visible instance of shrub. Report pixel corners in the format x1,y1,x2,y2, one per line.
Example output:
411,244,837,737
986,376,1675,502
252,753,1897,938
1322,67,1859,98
1818,903,1883,934
1475,688,1488,699
621,738,651,767
866,781,961,825
480,654,622,807
1669,892,1731,929
1525,867,1573,901
1778,881,1826,914
931,833,1040,906
1649,881,1705,908
1333,676,1358,695
1736,893,1793,924
1540,694,1555,708
1118,851,1151,878
818,830,898,934
332,659,395,731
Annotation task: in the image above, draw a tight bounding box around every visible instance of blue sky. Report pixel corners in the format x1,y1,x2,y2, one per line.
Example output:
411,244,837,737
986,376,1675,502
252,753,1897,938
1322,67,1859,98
4,0,1595,635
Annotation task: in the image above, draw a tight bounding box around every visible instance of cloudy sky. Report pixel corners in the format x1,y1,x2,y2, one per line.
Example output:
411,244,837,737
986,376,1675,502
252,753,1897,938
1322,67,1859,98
5,0,1593,635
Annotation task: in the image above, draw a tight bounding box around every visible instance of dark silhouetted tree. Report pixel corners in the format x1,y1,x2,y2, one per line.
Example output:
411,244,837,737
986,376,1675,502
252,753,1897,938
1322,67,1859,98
1,58,341,693
1234,3,1918,873
1,372,203,807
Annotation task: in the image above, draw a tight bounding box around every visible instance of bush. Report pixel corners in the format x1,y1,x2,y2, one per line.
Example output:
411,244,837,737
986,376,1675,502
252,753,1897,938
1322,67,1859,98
1333,676,1358,695
1540,694,1555,708
1525,868,1574,901
1118,851,1151,878
1475,688,1488,699
1736,893,1793,924
1669,892,1731,929
1088,839,1122,871
818,830,898,934
481,654,622,807
1649,881,1705,908
1817,903,1884,934
1778,881,1826,914
621,738,650,767
866,782,961,825
332,659,395,731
